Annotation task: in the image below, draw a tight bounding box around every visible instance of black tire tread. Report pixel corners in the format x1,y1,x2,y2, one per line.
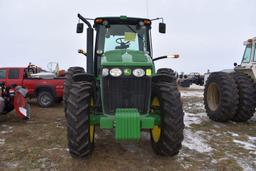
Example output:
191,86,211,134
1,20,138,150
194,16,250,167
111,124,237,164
63,67,85,112
151,74,184,156
66,81,94,158
204,72,239,122
231,72,256,122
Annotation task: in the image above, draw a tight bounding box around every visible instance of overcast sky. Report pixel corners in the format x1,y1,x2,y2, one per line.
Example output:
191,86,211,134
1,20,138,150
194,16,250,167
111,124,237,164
0,0,255,73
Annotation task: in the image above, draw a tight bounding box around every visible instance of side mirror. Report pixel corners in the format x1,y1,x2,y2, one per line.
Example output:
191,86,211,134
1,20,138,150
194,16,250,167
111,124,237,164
159,23,166,34
234,62,238,66
76,23,84,33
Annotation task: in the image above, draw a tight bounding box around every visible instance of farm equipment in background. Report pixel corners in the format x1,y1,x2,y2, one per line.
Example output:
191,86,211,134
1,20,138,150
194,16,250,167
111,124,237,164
0,82,30,120
64,14,184,158
204,37,256,122
178,72,204,88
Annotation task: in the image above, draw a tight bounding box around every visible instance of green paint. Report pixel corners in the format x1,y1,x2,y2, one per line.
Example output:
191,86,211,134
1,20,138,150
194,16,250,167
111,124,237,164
100,116,113,129
89,111,161,141
124,68,132,76
120,15,128,20
115,108,140,141
101,50,153,67
141,116,154,128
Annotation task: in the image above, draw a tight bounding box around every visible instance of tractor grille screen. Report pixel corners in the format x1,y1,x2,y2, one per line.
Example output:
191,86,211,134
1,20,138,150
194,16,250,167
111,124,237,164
102,76,151,115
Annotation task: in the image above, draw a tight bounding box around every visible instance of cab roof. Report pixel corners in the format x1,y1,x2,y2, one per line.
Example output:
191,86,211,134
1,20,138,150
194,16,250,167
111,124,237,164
94,16,151,25
244,37,256,45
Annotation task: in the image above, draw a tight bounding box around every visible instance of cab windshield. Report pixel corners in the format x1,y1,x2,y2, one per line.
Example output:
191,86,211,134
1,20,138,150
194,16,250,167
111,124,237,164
242,44,252,63
97,24,149,53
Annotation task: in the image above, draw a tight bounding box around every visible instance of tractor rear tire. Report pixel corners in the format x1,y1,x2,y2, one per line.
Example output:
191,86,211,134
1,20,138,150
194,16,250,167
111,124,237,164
231,72,256,122
150,74,184,156
66,81,94,158
157,68,176,77
204,72,239,122
63,67,85,113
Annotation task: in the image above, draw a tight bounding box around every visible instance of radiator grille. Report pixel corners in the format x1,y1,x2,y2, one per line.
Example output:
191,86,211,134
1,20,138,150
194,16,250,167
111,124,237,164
102,76,151,115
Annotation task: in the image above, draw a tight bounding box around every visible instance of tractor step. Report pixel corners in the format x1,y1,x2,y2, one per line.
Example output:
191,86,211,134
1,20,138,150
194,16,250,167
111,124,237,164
115,108,140,141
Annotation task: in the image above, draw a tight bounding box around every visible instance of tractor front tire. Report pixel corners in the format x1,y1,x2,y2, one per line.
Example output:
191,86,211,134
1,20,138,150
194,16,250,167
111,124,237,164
63,67,85,113
150,75,184,156
231,72,256,122
204,72,239,122
66,81,94,158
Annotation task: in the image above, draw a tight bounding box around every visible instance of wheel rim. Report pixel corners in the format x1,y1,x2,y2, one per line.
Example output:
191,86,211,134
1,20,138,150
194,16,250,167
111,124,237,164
89,125,94,143
89,98,94,143
151,97,161,143
151,126,161,143
207,83,220,111
40,94,51,106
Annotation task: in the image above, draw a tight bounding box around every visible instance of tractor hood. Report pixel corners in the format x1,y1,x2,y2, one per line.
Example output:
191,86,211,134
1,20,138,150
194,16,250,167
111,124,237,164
101,50,153,67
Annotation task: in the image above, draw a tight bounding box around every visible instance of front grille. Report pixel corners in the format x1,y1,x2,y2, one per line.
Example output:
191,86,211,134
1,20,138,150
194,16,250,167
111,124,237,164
102,76,151,115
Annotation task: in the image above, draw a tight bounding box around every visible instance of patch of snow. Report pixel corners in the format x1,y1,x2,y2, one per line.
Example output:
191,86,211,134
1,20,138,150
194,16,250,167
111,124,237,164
183,130,213,153
226,131,239,137
233,139,256,151
120,143,140,153
181,91,203,97
0,138,5,145
4,162,19,168
248,136,256,141
184,113,208,127
1,130,13,134
236,159,255,171
189,84,204,90
1,124,8,128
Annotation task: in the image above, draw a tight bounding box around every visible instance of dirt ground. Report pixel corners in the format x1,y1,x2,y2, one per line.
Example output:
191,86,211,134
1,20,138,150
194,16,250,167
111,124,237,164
1,85,256,171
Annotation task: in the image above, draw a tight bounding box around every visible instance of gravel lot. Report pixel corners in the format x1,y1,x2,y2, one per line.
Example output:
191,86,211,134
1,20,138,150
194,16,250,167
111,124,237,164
1,85,256,170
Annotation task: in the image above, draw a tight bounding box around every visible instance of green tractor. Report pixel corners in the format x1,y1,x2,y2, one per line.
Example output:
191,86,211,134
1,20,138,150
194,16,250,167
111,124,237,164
64,14,184,158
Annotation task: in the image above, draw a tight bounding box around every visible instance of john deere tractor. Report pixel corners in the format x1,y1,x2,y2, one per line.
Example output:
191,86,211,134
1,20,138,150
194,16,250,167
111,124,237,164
64,14,184,158
204,37,256,122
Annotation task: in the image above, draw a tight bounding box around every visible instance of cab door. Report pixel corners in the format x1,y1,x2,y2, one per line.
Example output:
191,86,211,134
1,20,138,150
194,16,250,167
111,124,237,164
0,68,7,83
5,68,23,87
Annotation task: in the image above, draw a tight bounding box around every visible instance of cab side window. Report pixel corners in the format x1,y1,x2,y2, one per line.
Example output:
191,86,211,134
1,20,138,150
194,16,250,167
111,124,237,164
0,69,6,79
242,45,252,63
8,69,19,79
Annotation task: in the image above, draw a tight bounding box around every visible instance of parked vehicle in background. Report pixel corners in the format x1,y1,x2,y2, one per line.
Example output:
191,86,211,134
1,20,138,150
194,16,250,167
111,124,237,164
204,37,256,122
178,72,204,87
0,64,64,108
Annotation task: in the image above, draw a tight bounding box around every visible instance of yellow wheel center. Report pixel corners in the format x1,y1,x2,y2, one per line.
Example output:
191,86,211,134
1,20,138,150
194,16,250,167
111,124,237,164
151,97,161,143
89,125,94,143
151,126,161,142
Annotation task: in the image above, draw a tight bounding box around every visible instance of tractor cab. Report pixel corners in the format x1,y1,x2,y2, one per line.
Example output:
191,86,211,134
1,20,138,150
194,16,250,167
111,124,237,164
235,37,256,79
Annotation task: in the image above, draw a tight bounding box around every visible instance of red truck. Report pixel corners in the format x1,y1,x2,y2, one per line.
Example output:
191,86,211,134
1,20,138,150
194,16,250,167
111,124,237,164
0,67,64,107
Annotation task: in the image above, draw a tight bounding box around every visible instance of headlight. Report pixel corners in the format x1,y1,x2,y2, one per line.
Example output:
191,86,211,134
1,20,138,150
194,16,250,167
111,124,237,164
133,68,145,77
102,68,109,76
110,68,122,77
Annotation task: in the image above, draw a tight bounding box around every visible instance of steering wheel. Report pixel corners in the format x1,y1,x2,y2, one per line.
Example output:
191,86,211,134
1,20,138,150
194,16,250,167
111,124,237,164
116,38,130,45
